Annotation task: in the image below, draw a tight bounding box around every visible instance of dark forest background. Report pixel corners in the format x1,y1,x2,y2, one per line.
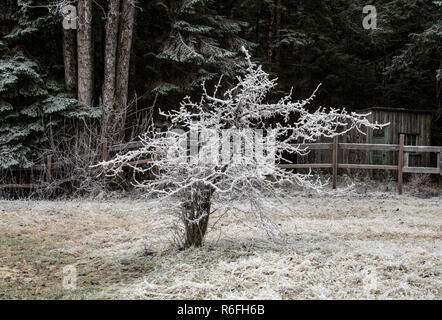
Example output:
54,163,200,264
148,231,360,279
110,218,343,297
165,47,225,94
0,0,441,171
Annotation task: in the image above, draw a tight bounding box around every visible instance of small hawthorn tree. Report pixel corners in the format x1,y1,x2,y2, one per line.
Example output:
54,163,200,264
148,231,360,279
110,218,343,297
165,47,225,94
98,48,385,248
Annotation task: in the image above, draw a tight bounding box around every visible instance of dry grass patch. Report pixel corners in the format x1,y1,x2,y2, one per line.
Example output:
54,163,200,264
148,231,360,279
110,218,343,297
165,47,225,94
0,192,441,299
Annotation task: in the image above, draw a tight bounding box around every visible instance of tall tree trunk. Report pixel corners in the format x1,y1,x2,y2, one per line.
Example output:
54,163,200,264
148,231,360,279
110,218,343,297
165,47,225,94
115,0,136,110
102,0,121,108
114,0,136,142
275,0,281,65
267,2,275,72
77,0,94,108
62,27,77,92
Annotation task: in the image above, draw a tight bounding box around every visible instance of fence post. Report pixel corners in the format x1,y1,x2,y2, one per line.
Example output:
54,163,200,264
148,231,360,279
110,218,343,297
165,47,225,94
46,155,52,184
155,130,160,177
102,138,108,162
101,138,108,186
398,134,404,195
332,136,338,189
438,152,441,176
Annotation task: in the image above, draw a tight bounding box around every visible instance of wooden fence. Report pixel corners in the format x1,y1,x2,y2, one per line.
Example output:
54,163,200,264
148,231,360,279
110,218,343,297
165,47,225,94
1,134,441,195
280,134,442,194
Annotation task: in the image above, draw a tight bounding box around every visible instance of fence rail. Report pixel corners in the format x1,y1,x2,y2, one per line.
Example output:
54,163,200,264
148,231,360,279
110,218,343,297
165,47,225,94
1,134,441,194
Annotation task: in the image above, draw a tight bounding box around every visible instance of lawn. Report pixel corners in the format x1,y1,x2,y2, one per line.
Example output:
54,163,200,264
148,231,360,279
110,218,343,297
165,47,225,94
0,191,440,299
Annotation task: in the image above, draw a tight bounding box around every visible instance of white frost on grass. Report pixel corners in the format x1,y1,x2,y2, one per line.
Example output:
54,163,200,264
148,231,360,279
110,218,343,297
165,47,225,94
113,192,441,300
1,191,440,300
117,234,440,300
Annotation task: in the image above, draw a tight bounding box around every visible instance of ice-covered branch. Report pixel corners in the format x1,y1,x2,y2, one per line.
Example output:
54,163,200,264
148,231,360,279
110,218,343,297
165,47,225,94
97,48,387,247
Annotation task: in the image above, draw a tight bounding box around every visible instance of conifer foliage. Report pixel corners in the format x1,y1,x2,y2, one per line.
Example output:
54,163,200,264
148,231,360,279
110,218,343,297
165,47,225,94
142,0,253,98
0,1,89,169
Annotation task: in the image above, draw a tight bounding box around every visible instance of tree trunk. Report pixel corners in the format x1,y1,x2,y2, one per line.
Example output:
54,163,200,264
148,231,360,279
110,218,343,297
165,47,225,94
77,0,94,108
267,1,275,72
115,0,136,110
102,0,121,108
275,0,281,65
181,185,213,248
62,27,77,92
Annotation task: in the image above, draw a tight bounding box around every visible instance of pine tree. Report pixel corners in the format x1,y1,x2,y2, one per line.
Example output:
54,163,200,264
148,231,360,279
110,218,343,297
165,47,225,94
136,0,254,118
384,1,441,109
0,0,97,169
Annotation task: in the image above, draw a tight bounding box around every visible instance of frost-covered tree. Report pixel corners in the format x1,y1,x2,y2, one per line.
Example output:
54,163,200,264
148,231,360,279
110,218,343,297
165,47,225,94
99,48,385,248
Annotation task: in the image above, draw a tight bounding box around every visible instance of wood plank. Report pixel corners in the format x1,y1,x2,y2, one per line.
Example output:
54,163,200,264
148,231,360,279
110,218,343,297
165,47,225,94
398,134,404,195
109,141,144,152
439,152,442,176
293,143,333,150
332,136,338,189
9,162,64,171
277,164,333,169
102,138,108,161
46,155,52,183
102,138,108,185
403,167,441,174
109,141,442,154
0,183,49,189
339,143,399,151
50,175,81,186
123,159,154,167
403,146,442,153
337,164,398,170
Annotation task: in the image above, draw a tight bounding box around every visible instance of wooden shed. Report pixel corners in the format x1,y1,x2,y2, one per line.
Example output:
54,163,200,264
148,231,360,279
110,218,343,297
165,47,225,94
363,107,433,167
297,107,434,167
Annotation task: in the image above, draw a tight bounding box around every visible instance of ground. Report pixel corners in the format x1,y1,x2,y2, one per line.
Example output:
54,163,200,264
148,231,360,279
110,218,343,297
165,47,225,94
0,190,441,299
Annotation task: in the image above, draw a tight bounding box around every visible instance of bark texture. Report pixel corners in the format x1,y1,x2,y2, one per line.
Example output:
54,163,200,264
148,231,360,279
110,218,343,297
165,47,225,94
267,2,275,71
115,0,136,110
62,27,77,92
182,185,213,248
77,0,94,108
102,0,121,108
